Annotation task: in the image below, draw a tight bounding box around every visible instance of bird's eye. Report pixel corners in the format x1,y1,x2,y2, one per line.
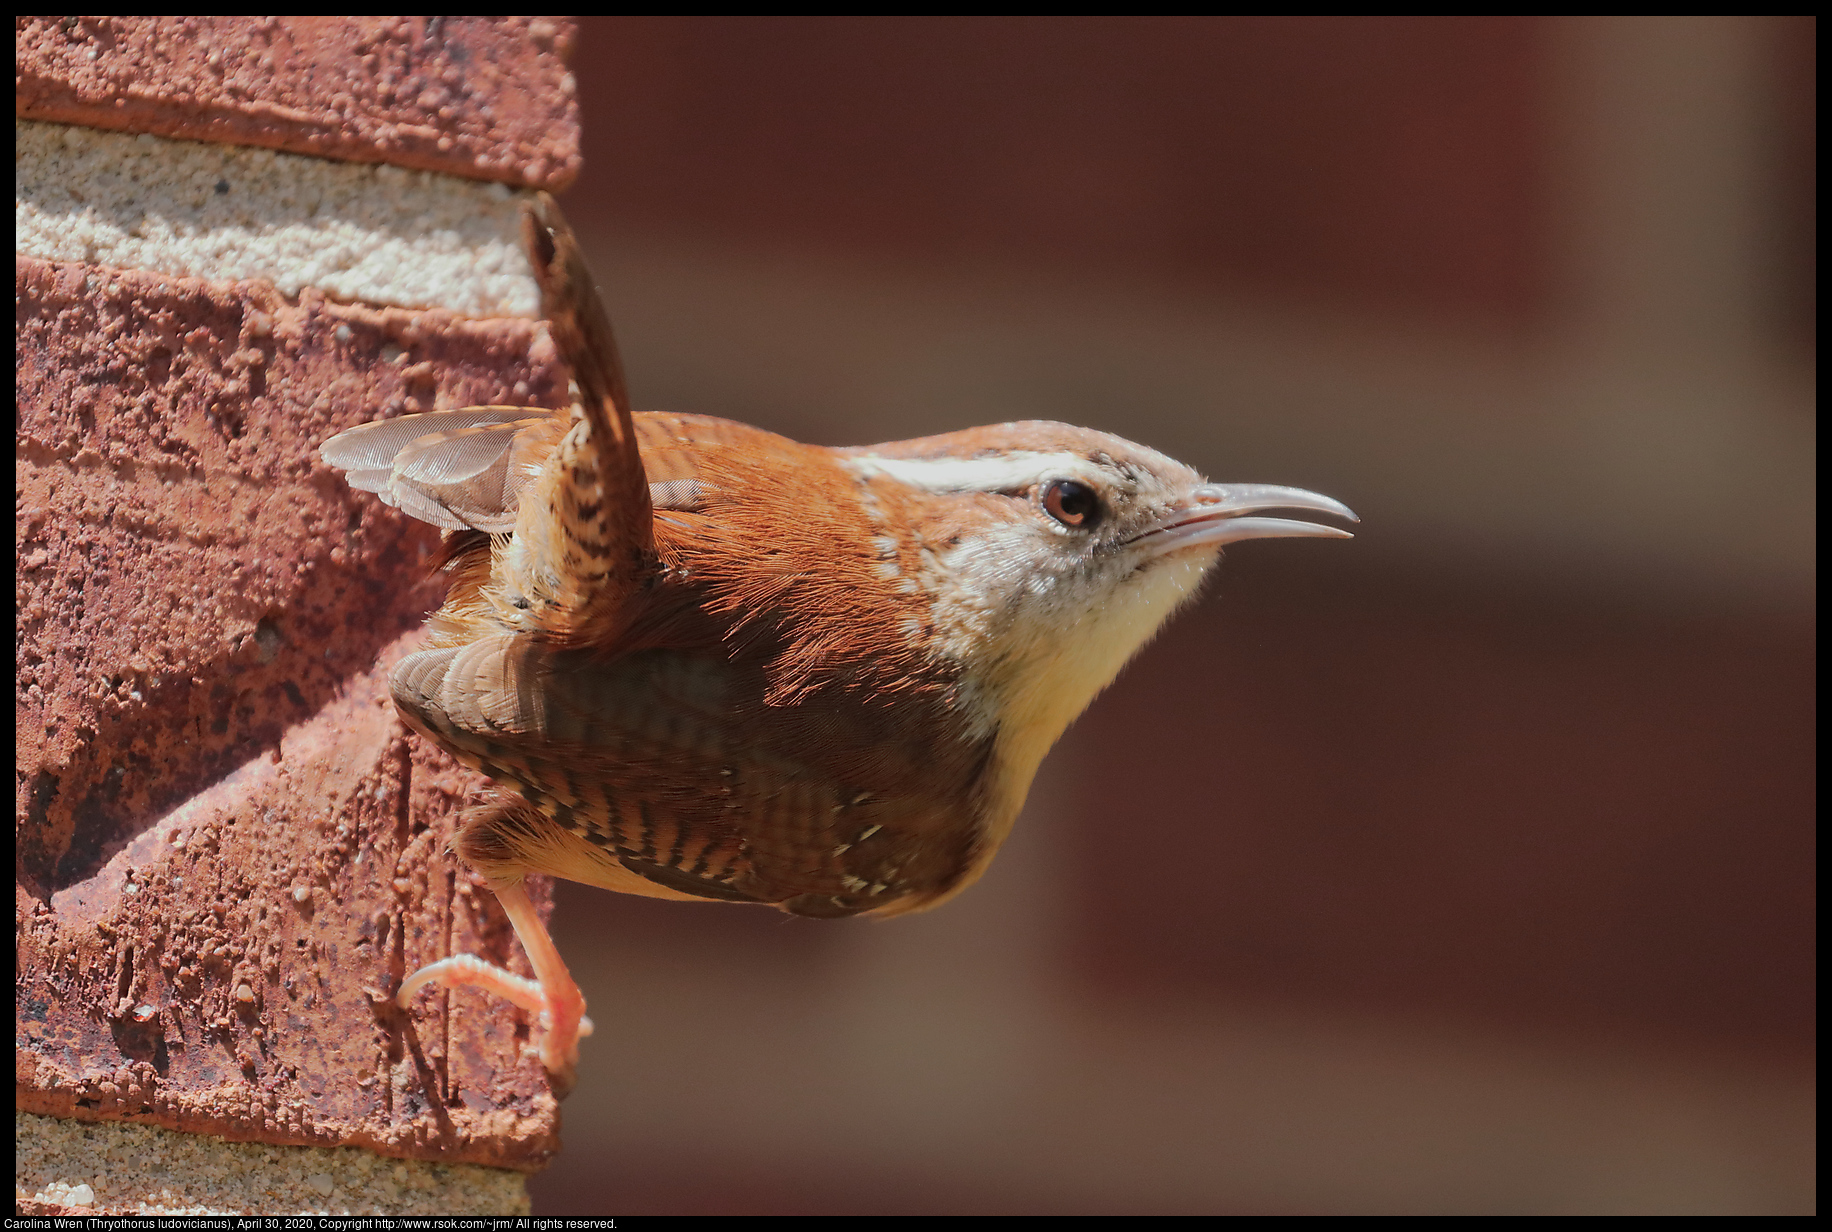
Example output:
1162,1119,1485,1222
1042,479,1102,530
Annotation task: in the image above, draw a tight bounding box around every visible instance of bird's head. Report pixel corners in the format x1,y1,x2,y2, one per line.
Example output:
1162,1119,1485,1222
840,419,1357,799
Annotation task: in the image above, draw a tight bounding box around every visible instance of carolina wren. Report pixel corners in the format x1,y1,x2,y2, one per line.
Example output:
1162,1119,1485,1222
321,195,1356,1093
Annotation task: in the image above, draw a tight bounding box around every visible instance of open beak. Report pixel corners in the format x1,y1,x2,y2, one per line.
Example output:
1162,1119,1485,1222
1139,483,1359,557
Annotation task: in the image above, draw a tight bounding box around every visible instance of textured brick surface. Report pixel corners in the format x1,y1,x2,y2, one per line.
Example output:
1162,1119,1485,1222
16,256,572,1169
15,16,580,191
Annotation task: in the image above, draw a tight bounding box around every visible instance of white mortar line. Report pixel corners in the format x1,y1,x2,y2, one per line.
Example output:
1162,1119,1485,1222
15,119,540,319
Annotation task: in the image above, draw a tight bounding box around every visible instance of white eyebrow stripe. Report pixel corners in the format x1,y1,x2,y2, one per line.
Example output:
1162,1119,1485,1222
842,451,1103,493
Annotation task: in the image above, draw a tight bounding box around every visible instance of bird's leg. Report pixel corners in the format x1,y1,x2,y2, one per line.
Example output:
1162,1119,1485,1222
397,877,594,1092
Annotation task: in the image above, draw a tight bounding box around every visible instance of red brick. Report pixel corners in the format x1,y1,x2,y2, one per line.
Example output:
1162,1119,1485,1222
566,16,1550,329
16,256,572,1168
1060,559,1817,1055
16,16,580,191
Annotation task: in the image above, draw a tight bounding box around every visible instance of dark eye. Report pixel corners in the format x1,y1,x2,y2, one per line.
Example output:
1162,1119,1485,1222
1042,479,1102,529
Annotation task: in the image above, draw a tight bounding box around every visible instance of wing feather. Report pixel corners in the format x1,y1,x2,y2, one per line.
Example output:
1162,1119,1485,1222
320,407,562,530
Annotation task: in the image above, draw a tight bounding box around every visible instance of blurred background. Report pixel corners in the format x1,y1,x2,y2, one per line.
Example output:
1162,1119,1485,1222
531,16,1814,1214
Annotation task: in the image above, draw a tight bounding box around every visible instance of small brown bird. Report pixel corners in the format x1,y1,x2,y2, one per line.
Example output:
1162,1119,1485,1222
321,196,1356,1092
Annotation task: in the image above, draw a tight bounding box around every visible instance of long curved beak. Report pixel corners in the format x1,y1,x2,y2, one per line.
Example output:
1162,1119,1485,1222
1139,483,1359,557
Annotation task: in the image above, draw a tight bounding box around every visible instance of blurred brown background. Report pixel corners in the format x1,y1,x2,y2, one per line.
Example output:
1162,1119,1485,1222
531,16,1814,1215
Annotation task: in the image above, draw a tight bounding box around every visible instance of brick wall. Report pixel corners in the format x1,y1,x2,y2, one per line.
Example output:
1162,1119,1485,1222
16,17,582,1211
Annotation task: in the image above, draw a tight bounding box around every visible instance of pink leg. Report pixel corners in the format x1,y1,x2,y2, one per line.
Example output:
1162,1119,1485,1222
397,878,592,1090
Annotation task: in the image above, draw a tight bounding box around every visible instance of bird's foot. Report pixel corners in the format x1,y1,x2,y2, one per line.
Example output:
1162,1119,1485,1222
396,954,595,1075
396,879,591,1093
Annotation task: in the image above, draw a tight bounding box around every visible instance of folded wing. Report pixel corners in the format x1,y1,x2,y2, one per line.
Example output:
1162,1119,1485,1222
319,406,564,532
